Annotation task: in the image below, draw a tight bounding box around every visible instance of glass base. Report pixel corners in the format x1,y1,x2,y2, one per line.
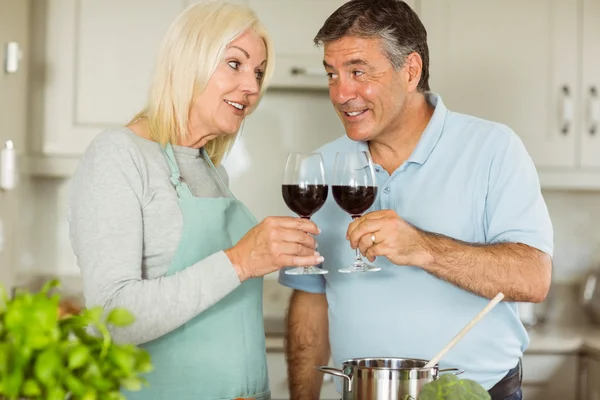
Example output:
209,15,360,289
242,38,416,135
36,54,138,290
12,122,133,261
338,260,381,274
285,266,328,275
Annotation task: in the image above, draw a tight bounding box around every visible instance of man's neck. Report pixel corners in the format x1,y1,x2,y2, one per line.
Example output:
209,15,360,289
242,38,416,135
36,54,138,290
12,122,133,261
369,93,434,174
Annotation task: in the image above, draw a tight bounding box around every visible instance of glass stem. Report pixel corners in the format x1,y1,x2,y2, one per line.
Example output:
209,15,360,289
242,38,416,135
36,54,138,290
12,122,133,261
355,248,362,263
352,216,362,263
302,216,312,271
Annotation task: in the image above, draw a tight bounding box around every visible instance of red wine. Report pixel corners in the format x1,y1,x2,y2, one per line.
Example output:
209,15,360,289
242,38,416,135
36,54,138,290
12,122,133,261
332,185,377,217
282,184,328,218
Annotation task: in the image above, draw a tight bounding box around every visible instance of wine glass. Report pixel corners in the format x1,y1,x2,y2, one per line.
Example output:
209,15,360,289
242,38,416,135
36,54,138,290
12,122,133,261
332,151,380,273
282,152,329,275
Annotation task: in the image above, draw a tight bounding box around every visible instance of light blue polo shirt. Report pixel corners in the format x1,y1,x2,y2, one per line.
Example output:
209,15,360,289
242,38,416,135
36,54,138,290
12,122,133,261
278,93,553,391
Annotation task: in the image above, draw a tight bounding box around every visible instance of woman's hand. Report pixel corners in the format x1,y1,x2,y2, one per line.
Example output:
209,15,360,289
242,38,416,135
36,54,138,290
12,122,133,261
225,216,323,281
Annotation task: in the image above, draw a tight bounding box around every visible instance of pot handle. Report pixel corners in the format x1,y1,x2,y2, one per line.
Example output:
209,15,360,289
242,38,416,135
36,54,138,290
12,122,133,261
315,366,352,384
439,368,464,376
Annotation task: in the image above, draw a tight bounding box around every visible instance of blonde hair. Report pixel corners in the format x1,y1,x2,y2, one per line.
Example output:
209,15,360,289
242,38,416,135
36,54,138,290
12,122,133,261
130,0,275,165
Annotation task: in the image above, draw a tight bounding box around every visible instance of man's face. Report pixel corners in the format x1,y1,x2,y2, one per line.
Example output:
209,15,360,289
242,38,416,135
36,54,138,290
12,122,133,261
323,36,409,142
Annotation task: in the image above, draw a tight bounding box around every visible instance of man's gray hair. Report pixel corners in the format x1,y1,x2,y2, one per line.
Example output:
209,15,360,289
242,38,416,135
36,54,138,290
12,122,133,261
314,0,430,92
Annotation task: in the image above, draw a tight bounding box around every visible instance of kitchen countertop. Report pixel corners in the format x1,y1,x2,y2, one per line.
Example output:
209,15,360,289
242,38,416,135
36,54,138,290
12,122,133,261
526,324,600,355
264,320,600,356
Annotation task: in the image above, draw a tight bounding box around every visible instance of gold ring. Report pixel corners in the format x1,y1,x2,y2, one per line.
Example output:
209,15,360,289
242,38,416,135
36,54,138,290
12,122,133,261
371,234,376,244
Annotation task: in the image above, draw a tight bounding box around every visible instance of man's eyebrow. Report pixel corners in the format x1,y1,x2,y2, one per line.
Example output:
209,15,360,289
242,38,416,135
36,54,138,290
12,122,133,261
323,58,370,69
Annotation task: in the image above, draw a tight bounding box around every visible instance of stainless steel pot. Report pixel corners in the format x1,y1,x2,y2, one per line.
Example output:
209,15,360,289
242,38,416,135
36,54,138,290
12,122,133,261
316,357,463,400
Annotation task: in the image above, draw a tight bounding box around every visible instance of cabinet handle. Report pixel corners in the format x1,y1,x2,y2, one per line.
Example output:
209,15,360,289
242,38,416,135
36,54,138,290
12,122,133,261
589,86,599,135
0,140,16,191
560,85,573,135
290,66,326,77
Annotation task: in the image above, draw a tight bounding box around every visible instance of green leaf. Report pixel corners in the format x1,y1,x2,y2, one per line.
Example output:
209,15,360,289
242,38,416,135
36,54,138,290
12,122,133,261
32,299,60,331
105,391,127,400
64,373,87,396
82,360,102,381
14,345,32,368
84,307,104,324
34,348,61,386
4,303,25,330
120,377,143,391
3,368,23,397
22,378,42,397
92,377,114,392
28,331,52,349
81,389,98,400
40,279,60,295
0,343,10,373
47,385,67,400
106,308,135,327
68,344,90,370
108,346,135,375
134,349,153,373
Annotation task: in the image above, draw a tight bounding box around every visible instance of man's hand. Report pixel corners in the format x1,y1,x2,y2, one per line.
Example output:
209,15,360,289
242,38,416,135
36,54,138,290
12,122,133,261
346,209,431,266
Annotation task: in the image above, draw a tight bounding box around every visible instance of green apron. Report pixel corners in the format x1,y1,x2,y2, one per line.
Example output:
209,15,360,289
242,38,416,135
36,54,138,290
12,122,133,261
125,143,270,400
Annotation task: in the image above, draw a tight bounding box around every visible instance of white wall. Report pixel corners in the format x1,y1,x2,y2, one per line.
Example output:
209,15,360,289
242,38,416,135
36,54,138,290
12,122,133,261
15,91,600,286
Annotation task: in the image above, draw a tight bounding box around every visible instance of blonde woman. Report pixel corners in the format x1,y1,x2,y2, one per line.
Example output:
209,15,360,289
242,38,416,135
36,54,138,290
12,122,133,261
67,1,323,399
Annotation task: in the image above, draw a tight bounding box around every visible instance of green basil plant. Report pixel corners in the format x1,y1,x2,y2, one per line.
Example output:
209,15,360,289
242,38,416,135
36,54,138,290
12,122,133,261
0,279,152,400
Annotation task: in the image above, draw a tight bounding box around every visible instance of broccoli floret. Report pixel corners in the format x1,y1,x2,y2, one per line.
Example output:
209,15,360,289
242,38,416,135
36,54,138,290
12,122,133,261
416,374,491,400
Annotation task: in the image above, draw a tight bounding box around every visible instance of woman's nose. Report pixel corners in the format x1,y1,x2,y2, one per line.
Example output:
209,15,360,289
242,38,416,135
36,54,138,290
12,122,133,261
240,72,260,94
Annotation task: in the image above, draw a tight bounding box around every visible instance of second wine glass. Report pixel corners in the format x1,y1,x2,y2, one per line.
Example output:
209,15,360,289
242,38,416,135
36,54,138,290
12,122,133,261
282,152,329,275
332,150,381,273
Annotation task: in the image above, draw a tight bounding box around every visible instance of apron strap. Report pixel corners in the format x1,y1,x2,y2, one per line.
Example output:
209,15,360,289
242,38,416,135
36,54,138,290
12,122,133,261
200,148,237,199
161,142,194,199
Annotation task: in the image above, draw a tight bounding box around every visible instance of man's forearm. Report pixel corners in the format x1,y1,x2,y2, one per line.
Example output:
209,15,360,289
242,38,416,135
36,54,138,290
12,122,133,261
418,231,552,303
285,290,330,400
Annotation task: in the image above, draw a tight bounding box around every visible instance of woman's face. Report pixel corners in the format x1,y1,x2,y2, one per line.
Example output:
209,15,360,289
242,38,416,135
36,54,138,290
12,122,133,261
186,29,267,148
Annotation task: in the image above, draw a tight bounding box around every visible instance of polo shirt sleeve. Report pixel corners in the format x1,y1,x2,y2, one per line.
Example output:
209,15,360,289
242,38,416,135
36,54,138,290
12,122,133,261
278,265,326,293
485,129,554,256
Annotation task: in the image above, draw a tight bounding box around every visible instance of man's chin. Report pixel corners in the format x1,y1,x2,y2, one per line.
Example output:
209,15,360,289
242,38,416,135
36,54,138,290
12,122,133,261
345,129,372,143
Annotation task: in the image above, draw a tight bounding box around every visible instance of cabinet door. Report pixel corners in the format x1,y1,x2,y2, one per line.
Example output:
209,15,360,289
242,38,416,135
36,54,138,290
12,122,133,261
31,0,188,158
587,356,600,400
0,0,30,291
580,0,600,167
248,0,347,89
521,353,579,400
420,0,579,168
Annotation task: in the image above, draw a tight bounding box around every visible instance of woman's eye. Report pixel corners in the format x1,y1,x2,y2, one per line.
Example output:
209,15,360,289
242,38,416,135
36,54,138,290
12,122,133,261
255,70,264,80
228,61,240,70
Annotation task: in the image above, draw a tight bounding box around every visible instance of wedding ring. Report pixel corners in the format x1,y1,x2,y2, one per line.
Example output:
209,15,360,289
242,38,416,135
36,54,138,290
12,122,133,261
371,234,376,245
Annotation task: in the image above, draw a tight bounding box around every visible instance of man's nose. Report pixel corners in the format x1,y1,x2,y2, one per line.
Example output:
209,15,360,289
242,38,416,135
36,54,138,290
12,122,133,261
330,78,357,105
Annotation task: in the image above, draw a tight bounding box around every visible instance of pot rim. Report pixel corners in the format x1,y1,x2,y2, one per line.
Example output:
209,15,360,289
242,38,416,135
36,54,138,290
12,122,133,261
340,357,439,371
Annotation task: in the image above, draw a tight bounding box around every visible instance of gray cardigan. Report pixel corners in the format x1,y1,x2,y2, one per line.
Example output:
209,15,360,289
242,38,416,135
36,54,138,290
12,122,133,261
67,128,242,344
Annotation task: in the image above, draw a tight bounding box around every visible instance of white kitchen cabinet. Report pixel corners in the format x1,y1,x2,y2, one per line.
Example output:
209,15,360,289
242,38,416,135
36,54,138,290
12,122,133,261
267,351,340,399
421,1,578,169
521,353,579,400
579,0,600,169
29,0,189,174
420,0,600,189
0,0,31,291
246,0,346,90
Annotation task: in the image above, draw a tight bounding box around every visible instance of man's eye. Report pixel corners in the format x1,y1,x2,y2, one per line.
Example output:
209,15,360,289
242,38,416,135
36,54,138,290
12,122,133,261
327,72,337,79
353,70,365,77
228,61,240,69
